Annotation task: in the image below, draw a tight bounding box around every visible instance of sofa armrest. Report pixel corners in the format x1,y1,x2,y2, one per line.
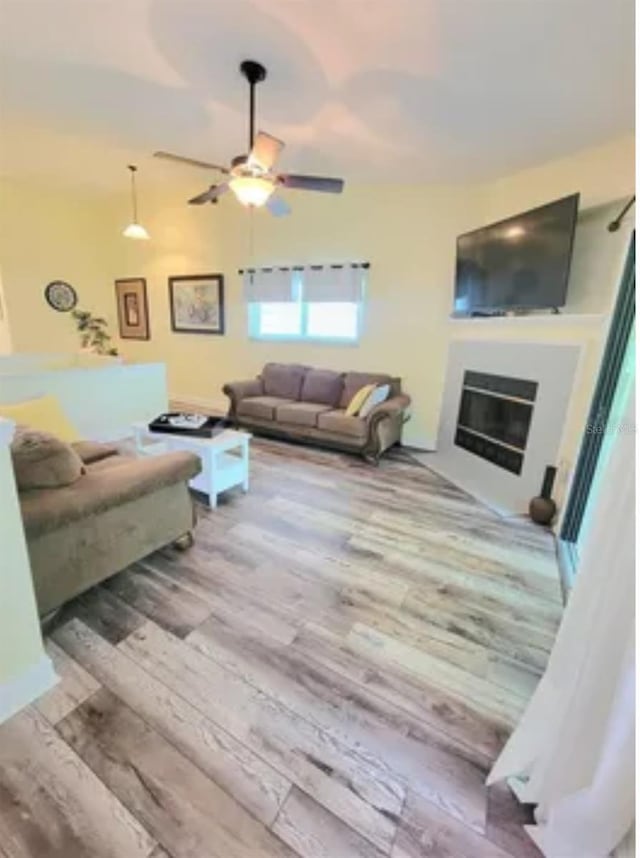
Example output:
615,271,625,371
365,393,411,423
363,394,411,460
222,377,264,418
20,451,201,539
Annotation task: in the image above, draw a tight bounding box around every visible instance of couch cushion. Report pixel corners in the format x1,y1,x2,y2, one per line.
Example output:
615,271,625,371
317,409,367,439
300,369,344,406
11,427,85,490
276,402,333,428
340,372,393,408
238,395,294,421
262,363,307,400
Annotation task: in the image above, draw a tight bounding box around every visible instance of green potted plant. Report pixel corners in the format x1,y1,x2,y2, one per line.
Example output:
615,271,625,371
71,309,119,356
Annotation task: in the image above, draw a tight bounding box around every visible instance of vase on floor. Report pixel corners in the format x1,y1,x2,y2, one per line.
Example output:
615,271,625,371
530,465,557,526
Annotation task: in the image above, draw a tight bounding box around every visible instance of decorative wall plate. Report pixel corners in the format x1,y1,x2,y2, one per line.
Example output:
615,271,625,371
45,280,78,312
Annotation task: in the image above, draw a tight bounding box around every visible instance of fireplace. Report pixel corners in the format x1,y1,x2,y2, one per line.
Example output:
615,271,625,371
455,370,537,475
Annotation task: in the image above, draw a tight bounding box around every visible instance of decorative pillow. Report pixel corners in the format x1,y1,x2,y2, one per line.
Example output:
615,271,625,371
0,395,80,442
359,384,391,418
301,369,344,406
345,384,376,417
262,363,307,400
11,426,85,490
340,372,392,409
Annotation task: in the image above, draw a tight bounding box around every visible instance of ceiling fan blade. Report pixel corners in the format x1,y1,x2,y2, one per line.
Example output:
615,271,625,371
265,194,291,217
279,174,344,194
154,151,229,174
188,183,229,205
248,131,285,172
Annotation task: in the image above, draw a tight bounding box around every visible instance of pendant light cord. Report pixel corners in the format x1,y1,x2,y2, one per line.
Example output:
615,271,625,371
128,165,138,222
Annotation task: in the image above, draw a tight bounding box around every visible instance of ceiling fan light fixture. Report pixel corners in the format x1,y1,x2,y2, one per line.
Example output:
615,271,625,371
123,164,150,240
229,175,275,208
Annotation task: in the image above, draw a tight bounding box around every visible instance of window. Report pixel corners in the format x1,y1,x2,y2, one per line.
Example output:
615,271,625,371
248,269,364,342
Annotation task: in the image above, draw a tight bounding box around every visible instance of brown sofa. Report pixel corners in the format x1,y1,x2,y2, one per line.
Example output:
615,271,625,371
19,440,201,616
223,363,411,460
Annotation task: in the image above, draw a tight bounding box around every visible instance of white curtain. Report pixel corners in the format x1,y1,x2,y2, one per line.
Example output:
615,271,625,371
488,386,635,858
303,265,363,302
243,268,293,303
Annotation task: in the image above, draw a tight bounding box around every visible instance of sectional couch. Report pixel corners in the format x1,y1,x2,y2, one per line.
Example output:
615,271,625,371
223,363,411,461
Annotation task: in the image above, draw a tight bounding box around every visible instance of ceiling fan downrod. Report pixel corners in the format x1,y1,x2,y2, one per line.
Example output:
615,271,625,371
240,60,267,151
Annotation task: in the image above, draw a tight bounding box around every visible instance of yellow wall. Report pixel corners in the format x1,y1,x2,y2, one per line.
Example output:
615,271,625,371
117,181,485,446
0,178,119,354
0,264,12,354
0,134,634,456
116,135,633,454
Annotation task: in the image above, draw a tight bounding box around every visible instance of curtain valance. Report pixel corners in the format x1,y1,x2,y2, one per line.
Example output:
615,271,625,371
243,268,293,303
303,265,364,303
241,262,368,304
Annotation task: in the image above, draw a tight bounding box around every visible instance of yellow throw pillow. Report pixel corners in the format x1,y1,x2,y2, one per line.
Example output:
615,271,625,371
0,395,80,442
345,383,376,417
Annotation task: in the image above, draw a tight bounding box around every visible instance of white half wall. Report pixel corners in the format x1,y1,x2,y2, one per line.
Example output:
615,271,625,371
0,361,169,441
0,418,57,724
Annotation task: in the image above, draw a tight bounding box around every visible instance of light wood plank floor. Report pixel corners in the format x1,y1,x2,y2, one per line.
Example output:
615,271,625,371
0,439,563,857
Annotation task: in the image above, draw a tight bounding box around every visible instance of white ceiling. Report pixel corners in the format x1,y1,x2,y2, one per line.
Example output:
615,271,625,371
0,0,634,190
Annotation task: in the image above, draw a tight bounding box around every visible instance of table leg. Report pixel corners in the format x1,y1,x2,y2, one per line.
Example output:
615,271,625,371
242,438,250,493
208,451,218,508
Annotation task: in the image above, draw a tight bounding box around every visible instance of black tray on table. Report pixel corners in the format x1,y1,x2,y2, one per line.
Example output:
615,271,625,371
148,412,231,438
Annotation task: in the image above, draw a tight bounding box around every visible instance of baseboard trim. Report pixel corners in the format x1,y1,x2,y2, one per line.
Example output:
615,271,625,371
169,395,227,417
402,440,437,453
0,654,58,724
556,538,578,605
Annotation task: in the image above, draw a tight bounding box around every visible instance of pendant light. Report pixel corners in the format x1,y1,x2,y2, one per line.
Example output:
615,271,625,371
122,164,150,240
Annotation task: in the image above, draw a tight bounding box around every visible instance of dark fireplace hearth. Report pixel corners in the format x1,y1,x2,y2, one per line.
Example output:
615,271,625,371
455,370,537,475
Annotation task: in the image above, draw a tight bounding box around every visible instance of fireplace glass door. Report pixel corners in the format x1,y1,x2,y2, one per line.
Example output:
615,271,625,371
455,371,537,475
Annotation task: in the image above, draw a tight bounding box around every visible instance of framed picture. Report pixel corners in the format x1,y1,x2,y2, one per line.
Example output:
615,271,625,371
168,273,225,335
115,278,150,340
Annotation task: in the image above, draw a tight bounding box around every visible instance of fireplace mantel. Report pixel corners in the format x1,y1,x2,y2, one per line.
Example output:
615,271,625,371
448,313,605,329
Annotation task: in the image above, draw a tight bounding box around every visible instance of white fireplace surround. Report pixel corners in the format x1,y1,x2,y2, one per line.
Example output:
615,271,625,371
431,339,581,515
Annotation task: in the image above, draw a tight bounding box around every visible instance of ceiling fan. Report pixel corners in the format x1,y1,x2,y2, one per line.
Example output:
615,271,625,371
154,60,345,217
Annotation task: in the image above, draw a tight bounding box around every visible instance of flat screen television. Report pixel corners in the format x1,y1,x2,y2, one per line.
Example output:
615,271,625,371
454,193,580,313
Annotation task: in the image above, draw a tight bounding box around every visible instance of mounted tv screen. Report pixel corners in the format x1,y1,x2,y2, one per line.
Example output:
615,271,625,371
454,193,579,313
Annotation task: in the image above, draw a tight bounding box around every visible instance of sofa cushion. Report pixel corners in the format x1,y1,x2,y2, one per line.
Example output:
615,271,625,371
11,427,85,491
238,395,294,421
262,363,307,400
340,372,393,408
276,402,333,428
317,409,367,439
300,369,344,406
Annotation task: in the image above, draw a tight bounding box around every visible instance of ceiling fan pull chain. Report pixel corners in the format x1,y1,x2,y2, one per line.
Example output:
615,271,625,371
247,206,255,268
249,77,255,150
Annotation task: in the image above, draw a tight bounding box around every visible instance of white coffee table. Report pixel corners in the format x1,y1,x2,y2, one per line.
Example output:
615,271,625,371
132,422,251,508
